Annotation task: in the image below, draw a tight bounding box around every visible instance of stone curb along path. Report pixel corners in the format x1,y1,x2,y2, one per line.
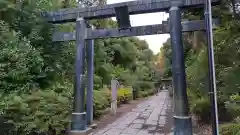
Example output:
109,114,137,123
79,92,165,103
90,90,171,135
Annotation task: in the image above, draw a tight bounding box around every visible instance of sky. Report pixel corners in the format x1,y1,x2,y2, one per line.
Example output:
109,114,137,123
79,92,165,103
107,0,170,54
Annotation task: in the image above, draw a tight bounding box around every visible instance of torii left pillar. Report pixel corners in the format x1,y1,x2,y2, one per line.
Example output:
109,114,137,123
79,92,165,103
70,17,89,135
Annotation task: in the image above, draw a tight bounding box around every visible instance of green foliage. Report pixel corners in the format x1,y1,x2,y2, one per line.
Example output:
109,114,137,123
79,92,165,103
187,89,202,105
93,89,111,117
188,90,231,122
117,87,133,105
134,81,154,91
139,90,155,98
234,117,240,123
0,82,149,135
217,94,232,122
94,74,103,89
0,84,72,134
230,94,240,102
226,102,240,120
190,97,211,122
0,21,45,93
220,123,240,135
186,47,209,93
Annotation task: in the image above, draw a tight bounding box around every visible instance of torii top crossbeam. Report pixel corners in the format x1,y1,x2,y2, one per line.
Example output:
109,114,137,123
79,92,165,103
43,0,219,23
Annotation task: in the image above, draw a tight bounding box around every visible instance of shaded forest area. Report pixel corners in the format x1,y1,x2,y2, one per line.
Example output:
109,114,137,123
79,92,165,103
156,0,240,134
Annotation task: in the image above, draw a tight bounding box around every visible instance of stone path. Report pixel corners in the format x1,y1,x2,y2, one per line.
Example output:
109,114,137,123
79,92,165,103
90,90,171,135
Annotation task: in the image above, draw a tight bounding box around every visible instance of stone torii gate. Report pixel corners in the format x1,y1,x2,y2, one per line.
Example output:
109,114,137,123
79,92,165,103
42,0,219,134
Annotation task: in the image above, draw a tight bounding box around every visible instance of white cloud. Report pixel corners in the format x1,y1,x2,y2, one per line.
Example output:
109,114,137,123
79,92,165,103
107,0,170,54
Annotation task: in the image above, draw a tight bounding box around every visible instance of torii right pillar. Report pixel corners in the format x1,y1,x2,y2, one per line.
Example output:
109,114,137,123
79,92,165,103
169,1,193,135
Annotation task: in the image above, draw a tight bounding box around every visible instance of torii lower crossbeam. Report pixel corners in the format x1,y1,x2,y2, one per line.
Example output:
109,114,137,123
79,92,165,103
52,19,219,41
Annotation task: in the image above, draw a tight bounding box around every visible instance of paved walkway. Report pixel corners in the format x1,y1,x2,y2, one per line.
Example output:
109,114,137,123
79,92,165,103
90,90,171,135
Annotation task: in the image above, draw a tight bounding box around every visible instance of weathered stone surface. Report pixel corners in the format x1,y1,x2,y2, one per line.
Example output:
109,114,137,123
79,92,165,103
102,128,123,135
44,0,219,23
133,119,145,124
137,130,150,135
130,123,143,129
158,120,166,125
122,128,140,134
114,124,128,130
154,133,164,135
68,128,92,135
52,19,220,41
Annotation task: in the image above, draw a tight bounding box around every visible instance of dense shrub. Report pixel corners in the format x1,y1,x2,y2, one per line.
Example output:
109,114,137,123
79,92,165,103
187,89,197,109
226,102,240,120
117,87,133,105
139,90,155,98
218,94,232,122
147,90,155,96
99,86,112,103
139,91,148,97
188,89,231,122
187,89,203,103
94,75,103,90
134,81,154,92
0,90,71,135
133,89,140,99
93,90,111,117
234,117,240,125
190,97,211,122
0,21,45,93
0,81,153,135
220,123,240,135
230,94,240,102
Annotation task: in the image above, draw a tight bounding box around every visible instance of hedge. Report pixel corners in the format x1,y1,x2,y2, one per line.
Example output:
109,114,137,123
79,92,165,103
93,87,133,116
139,90,155,98
190,97,211,122
220,123,240,135
188,89,232,122
225,102,240,120
117,87,133,106
93,90,111,117
0,83,136,135
0,90,71,135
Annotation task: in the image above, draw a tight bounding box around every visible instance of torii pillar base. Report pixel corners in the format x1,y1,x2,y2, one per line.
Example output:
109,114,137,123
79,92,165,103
69,128,92,135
